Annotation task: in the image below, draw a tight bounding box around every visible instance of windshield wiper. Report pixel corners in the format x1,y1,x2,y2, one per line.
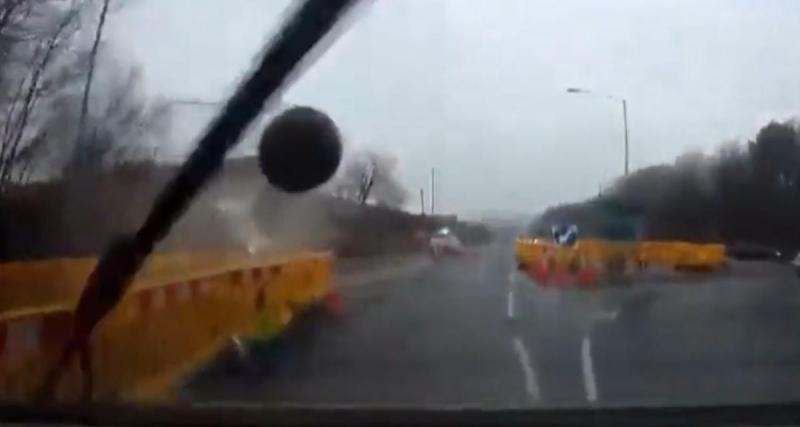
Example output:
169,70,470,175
37,0,360,401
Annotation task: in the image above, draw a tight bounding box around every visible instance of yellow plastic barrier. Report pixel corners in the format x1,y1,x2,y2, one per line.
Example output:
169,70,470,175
0,251,333,402
0,251,318,312
637,241,725,269
516,238,726,282
674,243,725,268
515,239,556,266
638,241,681,267
573,239,609,262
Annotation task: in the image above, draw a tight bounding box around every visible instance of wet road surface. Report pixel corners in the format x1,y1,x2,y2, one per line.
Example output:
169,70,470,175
182,239,800,408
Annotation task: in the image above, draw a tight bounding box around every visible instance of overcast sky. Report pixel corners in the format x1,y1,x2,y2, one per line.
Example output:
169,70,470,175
108,0,800,218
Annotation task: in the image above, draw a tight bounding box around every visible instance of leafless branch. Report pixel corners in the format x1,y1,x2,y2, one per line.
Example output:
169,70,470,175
0,4,78,190
74,0,109,164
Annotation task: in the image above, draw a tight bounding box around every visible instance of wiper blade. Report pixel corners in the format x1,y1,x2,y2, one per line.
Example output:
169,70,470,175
38,0,360,401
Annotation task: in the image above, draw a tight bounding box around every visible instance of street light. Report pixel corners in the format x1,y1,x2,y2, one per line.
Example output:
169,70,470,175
167,96,289,110
566,87,630,176
169,99,222,107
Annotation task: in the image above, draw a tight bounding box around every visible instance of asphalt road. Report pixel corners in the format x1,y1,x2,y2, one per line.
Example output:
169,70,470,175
182,239,800,409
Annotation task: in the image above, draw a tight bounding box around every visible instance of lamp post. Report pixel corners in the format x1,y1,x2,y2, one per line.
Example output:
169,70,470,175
566,87,629,176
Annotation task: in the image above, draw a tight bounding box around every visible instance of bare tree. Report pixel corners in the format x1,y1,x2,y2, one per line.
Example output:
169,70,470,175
49,57,172,175
357,156,374,204
333,149,408,208
80,62,171,168
0,0,82,191
74,0,109,167
0,0,169,187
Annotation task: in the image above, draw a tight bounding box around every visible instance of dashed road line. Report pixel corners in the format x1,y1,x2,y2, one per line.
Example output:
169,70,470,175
512,336,541,403
581,336,599,403
507,271,517,319
507,289,515,319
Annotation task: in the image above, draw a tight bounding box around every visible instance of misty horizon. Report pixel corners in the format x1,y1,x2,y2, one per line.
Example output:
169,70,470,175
108,0,800,218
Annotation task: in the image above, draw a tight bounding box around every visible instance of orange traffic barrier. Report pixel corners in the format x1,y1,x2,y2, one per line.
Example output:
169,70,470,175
576,269,597,287
527,261,550,284
516,238,726,288
575,254,599,288
0,251,333,402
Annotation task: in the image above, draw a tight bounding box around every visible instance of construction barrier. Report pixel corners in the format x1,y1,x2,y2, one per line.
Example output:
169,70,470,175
0,251,307,313
0,251,333,402
515,238,726,287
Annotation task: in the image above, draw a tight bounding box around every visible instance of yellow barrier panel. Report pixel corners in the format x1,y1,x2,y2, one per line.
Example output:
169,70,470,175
0,251,323,312
516,238,726,283
0,251,333,402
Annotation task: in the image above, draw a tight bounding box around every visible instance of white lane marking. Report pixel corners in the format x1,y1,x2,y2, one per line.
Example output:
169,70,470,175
507,270,517,319
507,289,515,319
512,337,541,402
596,309,619,321
581,336,599,403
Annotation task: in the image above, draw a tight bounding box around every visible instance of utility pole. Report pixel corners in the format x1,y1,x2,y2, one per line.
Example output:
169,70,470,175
430,168,435,215
420,188,426,215
622,99,629,176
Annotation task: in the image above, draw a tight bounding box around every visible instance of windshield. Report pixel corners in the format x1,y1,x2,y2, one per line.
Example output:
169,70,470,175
3,0,800,416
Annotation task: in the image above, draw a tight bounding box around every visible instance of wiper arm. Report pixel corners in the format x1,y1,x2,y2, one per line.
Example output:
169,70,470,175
38,0,360,401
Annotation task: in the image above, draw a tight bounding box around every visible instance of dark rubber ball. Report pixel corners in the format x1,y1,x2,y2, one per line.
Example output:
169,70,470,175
258,106,342,193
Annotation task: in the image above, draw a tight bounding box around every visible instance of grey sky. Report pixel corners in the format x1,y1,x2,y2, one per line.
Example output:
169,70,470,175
108,0,800,217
